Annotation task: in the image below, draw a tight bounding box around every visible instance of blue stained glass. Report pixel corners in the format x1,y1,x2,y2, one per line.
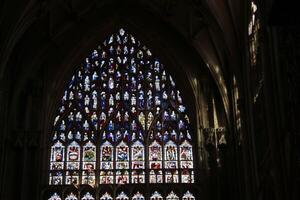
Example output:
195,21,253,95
49,28,195,190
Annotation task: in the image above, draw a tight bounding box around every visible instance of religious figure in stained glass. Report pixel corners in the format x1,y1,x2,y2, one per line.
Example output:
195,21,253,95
48,28,196,199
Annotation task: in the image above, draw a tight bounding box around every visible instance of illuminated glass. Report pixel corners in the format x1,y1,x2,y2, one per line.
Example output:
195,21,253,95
100,192,113,200
166,191,179,200
116,192,129,200
132,192,145,200
65,193,77,200
182,191,195,200
150,191,163,200
48,28,196,197
48,193,61,200
81,192,94,200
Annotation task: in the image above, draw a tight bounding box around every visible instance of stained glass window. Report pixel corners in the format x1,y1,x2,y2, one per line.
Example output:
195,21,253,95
48,28,196,199
116,192,129,200
132,192,145,200
182,191,195,200
100,192,113,200
81,192,94,200
65,193,78,200
166,191,179,200
150,191,163,200
48,193,61,200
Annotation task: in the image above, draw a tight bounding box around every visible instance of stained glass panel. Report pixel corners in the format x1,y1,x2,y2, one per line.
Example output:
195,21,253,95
116,141,129,170
164,140,178,169
100,193,113,200
81,192,94,200
150,191,163,200
48,193,61,200
116,192,129,200
50,141,65,170
132,192,145,200
131,141,145,169
66,141,80,170
82,141,96,170
48,27,196,198
182,191,195,200
65,193,77,200
149,140,162,169
166,191,179,200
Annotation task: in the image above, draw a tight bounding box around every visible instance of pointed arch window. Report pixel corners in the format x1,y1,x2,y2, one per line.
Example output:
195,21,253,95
65,193,78,200
182,191,195,200
100,192,113,200
48,28,197,199
150,192,163,200
48,193,62,200
116,192,129,200
166,191,179,200
132,192,145,200
81,192,94,200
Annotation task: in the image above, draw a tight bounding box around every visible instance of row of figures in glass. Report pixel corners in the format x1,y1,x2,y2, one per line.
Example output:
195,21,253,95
55,110,187,134
64,80,177,101
49,190,195,200
68,68,175,92
50,139,193,165
52,128,191,144
61,87,183,114
56,107,183,126
50,169,194,185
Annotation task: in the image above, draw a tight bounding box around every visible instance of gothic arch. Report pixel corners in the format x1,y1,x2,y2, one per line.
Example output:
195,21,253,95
1,3,229,200
45,27,201,199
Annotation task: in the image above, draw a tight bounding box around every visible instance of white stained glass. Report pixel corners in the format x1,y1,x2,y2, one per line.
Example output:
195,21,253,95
116,141,129,169
100,141,114,170
100,170,114,184
50,172,63,185
147,112,154,130
49,28,196,188
182,191,195,200
65,171,79,185
164,141,178,169
138,112,146,130
132,191,145,200
67,141,80,162
166,191,179,200
100,192,113,200
82,171,96,185
83,141,96,170
51,141,65,162
50,141,65,170
116,191,129,200
165,170,179,183
81,192,94,200
149,141,162,169
65,193,77,200
116,170,129,184
132,170,145,184
67,141,80,170
48,193,62,200
181,170,194,183
180,140,193,169
149,170,163,183
131,141,145,169
150,191,163,200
